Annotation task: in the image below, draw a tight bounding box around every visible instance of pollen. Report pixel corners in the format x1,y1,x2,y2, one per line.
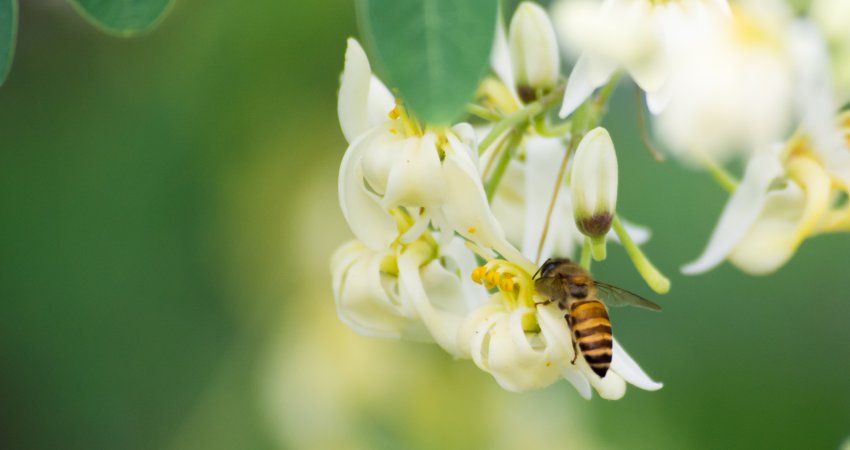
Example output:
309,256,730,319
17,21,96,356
471,266,487,285
484,270,500,290
388,128,398,135
467,226,477,234
499,275,515,292
388,106,401,120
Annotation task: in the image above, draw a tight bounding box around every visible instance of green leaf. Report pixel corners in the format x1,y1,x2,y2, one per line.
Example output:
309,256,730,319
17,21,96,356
0,0,16,86
68,0,174,36
358,0,498,125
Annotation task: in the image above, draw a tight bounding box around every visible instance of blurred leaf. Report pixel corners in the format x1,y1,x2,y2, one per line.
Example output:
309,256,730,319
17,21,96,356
357,0,498,124
68,0,174,36
0,0,16,86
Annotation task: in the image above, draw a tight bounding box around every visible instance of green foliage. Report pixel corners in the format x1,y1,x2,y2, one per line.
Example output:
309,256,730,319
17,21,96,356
357,0,498,125
68,0,174,36
0,0,16,85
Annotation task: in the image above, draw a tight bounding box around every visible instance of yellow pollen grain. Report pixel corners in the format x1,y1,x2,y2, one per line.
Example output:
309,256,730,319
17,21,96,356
389,128,398,135
499,276,515,292
471,267,487,284
467,227,477,234
388,106,401,120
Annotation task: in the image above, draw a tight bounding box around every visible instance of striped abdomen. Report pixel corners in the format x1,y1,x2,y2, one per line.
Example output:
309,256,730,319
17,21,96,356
569,299,613,378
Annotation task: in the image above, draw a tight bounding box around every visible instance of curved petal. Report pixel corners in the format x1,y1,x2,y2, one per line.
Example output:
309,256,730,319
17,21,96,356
729,157,831,274
560,367,593,400
681,147,785,274
339,38,392,143
339,128,399,250
397,242,470,357
522,137,571,260
560,55,612,118
381,133,447,208
611,339,663,391
441,134,533,272
331,241,431,341
474,305,561,392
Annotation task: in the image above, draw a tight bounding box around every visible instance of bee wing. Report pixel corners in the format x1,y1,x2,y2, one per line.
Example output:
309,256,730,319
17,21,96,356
595,282,662,311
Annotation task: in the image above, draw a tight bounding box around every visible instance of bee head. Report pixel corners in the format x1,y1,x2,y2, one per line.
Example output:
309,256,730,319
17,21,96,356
535,258,572,279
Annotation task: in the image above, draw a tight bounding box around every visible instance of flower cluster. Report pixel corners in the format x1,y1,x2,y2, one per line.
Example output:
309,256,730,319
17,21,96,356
331,0,850,398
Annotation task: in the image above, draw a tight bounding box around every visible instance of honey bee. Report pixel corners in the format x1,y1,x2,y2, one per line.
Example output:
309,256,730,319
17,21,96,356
534,258,661,378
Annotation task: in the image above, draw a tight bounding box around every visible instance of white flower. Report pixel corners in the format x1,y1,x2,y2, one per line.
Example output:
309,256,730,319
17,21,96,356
570,127,618,238
810,0,850,102
331,238,483,357
462,261,662,398
552,0,731,118
490,136,650,262
508,2,561,101
681,141,835,275
653,0,801,164
336,38,524,262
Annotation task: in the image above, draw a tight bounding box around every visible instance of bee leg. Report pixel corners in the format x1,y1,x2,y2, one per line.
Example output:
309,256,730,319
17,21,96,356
565,313,579,365
535,299,552,306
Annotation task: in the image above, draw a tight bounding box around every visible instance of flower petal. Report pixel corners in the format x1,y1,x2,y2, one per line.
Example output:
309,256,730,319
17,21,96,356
441,134,533,271
729,157,831,274
521,137,572,260
338,129,399,250
559,55,615,118
331,241,431,340
339,39,393,143
611,339,663,391
397,241,472,357
681,147,785,274
381,133,447,208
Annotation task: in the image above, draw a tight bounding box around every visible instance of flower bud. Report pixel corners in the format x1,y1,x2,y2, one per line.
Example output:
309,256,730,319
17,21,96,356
508,2,561,102
571,127,618,238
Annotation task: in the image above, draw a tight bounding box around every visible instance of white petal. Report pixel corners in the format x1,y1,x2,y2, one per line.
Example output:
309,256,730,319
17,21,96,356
331,242,431,340
681,147,784,274
397,242,471,357
729,158,831,274
611,339,663,391
560,55,614,118
441,135,532,271
570,127,618,220
521,137,570,260
644,83,673,115
338,129,399,250
338,39,393,143
560,367,593,400
509,2,561,90
381,133,447,208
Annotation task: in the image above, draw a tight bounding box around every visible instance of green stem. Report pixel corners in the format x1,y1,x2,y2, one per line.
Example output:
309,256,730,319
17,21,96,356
467,103,502,122
478,103,542,155
580,237,592,270
533,115,572,137
590,236,607,261
484,131,521,201
477,84,566,155
697,153,739,193
611,215,670,294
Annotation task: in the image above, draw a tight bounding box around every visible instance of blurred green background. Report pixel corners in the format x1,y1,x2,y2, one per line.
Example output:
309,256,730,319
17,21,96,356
1,1,848,449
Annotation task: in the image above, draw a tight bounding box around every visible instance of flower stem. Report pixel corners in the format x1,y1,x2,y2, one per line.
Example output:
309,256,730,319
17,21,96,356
485,131,522,201
580,237,592,270
467,103,502,122
478,84,566,155
590,236,607,261
611,215,670,294
697,153,739,193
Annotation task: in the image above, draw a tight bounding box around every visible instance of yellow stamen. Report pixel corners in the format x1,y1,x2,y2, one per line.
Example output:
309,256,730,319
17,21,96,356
471,266,487,284
388,106,401,120
467,226,477,234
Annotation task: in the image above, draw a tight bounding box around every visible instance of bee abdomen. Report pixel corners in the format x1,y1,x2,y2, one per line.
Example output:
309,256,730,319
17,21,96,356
570,300,613,378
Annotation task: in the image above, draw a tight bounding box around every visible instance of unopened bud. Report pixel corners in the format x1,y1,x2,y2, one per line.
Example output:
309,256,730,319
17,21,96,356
508,2,560,102
571,127,618,238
